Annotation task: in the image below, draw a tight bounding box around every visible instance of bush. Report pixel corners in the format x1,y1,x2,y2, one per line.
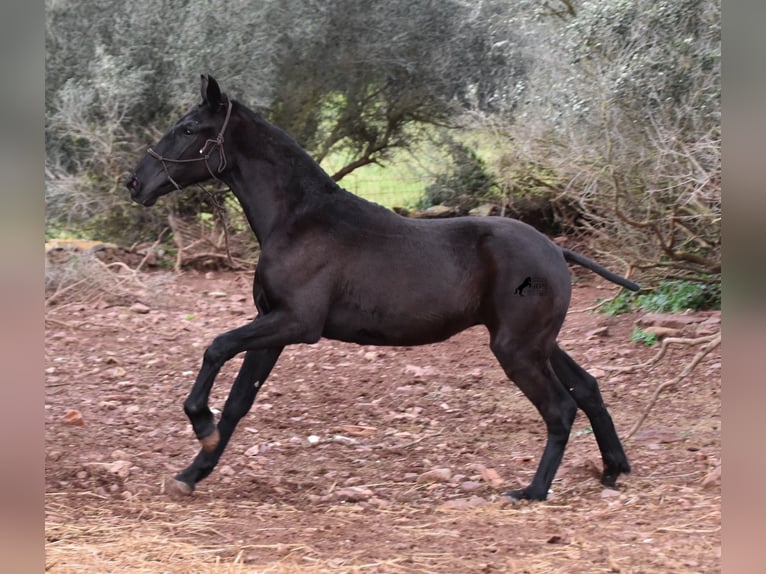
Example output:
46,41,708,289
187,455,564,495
420,138,498,212
631,327,658,347
497,0,721,284
598,279,721,316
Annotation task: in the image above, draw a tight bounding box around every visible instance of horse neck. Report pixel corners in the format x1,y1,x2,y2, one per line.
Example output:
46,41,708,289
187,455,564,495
223,111,337,245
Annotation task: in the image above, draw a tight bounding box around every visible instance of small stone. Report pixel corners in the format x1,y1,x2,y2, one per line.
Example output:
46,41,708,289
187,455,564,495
107,460,131,479
104,366,127,379
218,465,235,476
642,326,682,339
404,364,437,377
480,467,504,488
129,303,150,314
459,480,483,492
587,326,609,338
600,488,621,498
334,486,373,502
244,445,261,456
417,468,452,483
62,409,84,426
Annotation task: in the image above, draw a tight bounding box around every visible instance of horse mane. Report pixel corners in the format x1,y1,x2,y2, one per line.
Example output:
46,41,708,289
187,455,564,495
232,99,340,189
231,97,394,220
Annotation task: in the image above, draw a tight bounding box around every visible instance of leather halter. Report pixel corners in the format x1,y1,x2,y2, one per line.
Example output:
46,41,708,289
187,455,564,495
146,98,233,190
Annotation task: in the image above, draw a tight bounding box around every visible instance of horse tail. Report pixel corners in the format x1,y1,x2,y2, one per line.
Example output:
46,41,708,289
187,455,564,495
562,248,639,292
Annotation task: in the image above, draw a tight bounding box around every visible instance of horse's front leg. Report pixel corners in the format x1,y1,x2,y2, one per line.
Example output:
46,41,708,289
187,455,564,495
168,347,283,496
182,311,319,452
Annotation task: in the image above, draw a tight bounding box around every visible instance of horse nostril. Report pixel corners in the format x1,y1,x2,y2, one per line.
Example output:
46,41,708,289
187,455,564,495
126,175,138,190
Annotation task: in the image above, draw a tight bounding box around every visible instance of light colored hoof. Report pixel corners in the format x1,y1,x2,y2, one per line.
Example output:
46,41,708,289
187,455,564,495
199,428,221,453
164,477,194,499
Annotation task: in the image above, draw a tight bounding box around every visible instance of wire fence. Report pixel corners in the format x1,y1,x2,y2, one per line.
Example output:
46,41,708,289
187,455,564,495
340,173,428,209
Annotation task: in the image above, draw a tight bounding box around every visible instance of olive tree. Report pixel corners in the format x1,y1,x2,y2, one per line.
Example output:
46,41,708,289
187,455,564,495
492,0,720,282
45,0,520,242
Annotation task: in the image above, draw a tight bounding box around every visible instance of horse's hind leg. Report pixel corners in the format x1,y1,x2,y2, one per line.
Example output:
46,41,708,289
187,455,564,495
550,345,630,487
490,334,578,501
169,347,282,496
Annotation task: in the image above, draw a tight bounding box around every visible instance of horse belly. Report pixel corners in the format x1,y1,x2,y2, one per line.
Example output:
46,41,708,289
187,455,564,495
322,297,477,346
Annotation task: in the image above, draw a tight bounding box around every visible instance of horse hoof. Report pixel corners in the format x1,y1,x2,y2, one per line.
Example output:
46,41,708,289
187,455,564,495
504,489,527,502
504,488,548,502
199,428,220,453
164,477,194,499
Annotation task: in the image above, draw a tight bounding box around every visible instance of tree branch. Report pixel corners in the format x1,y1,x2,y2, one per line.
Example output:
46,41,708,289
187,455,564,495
625,332,720,441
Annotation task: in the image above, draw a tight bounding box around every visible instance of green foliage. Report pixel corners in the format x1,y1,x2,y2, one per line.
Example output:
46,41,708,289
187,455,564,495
44,0,720,269
630,327,658,347
420,138,498,211
498,0,721,282
598,279,721,316
45,0,519,244
597,293,635,317
637,279,721,313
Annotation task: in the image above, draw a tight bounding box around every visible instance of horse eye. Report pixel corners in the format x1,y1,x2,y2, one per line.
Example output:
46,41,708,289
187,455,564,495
183,127,194,136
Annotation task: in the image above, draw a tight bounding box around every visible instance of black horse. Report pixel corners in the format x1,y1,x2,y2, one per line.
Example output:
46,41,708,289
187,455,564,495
127,75,635,501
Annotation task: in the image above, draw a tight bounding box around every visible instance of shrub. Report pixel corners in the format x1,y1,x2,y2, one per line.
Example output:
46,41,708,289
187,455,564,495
598,279,721,316
420,138,498,212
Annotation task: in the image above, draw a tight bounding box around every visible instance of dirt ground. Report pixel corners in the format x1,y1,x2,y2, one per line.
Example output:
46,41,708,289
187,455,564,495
44,268,721,573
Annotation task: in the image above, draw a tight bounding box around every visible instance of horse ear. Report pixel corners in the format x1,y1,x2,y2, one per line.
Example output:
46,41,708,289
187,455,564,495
200,74,223,109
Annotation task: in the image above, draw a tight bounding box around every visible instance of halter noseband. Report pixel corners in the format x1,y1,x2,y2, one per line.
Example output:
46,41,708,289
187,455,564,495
147,98,233,190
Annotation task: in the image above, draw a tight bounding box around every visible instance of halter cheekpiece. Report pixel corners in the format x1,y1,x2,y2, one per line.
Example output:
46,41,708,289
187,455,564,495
147,98,233,190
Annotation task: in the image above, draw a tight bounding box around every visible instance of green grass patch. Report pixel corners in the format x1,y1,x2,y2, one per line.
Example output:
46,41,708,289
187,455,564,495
630,326,659,346
332,160,428,209
321,143,448,209
598,279,721,316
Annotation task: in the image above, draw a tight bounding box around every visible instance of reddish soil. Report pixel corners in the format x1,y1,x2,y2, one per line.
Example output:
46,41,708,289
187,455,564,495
45,269,721,573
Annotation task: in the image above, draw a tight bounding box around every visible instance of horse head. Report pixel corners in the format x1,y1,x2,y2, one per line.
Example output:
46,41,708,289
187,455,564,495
127,74,233,206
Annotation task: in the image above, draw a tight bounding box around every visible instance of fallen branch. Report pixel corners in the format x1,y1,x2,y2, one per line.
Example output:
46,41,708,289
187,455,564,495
45,276,92,307
177,251,249,270
603,332,719,373
135,227,169,273
625,331,720,441
45,248,172,307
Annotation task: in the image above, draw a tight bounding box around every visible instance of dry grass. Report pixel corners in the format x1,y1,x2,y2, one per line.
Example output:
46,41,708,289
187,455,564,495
45,498,477,574
45,248,173,308
45,485,720,573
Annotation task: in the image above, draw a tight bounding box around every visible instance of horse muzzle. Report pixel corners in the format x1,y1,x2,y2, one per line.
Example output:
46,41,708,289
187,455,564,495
125,174,158,206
